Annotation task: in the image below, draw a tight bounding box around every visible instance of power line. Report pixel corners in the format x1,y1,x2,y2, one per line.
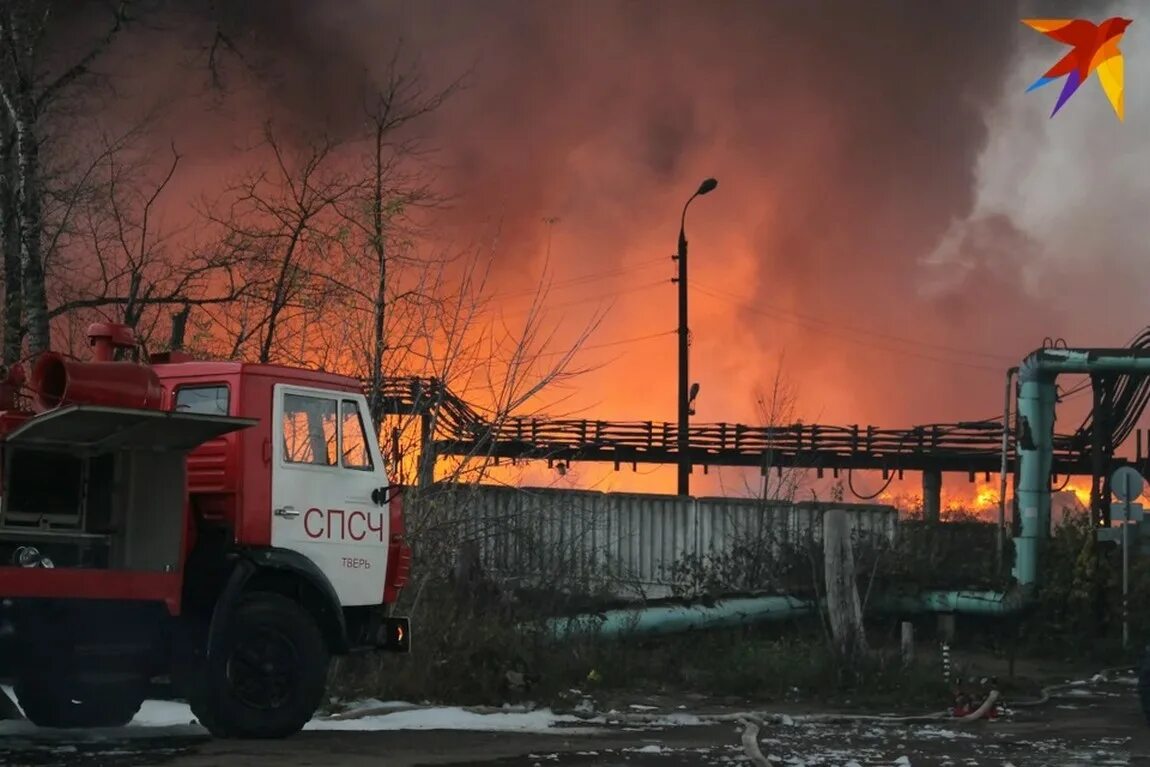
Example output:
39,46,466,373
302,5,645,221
693,284,1007,374
582,329,675,351
532,329,676,359
694,281,1018,363
486,257,668,303
1059,378,1092,401
492,279,667,323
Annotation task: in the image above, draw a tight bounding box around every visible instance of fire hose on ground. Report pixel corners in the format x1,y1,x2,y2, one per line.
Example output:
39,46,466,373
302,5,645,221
554,666,1131,728
736,694,1002,767
445,667,1131,767
331,666,1134,724
1005,665,1134,708
735,666,1133,766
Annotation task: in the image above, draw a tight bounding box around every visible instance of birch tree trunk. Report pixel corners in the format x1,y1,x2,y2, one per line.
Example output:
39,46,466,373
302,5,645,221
0,127,21,364
0,1,132,357
14,104,49,356
0,5,51,357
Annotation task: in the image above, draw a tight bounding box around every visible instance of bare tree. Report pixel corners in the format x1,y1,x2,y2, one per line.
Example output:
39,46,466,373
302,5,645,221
382,246,606,617
196,122,352,363
0,0,134,358
1,127,20,364
326,51,462,432
45,137,249,354
725,354,807,503
453,260,606,479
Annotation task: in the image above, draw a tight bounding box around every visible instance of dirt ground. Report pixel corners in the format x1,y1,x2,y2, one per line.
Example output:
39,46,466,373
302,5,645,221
0,672,1146,766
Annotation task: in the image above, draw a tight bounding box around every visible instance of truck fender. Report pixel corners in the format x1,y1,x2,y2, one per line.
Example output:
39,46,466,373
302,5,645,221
206,549,349,658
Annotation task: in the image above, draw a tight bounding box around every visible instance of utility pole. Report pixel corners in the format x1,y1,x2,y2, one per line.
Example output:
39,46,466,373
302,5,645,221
673,178,717,496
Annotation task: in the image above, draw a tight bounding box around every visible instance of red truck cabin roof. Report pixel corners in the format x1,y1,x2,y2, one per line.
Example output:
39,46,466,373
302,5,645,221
150,361,364,547
150,361,364,394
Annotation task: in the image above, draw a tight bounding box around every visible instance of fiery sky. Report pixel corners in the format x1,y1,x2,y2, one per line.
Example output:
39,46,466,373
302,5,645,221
59,0,1148,505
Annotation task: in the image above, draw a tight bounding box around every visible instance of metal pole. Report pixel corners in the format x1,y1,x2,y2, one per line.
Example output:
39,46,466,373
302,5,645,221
1123,474,1131,649
997,367,1018,575
674,178,717,497
676,207,692,496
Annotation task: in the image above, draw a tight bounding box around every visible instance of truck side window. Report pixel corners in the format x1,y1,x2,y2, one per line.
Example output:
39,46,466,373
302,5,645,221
175,385,229,415
282,393,338,466
340,399,374,471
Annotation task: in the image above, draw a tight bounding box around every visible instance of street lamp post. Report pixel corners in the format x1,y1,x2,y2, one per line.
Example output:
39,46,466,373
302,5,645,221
674,177,717,497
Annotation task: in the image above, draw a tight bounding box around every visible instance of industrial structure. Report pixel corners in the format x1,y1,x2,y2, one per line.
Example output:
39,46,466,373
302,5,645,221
377,339,1150,527
379,329,1150,603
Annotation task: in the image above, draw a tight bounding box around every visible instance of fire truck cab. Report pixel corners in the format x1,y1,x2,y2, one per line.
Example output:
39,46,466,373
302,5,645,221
0,323,411,739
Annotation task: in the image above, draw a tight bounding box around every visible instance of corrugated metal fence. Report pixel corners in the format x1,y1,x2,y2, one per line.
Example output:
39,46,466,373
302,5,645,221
448,486,897,599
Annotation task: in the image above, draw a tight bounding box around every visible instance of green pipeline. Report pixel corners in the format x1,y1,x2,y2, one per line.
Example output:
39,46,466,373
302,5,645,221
871,589,1030,616
537,590,1030,640
538,596,815,640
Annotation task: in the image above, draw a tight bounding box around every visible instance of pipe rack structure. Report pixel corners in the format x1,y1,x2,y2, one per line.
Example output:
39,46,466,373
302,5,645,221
383,337,1150,634
375,377,1141,482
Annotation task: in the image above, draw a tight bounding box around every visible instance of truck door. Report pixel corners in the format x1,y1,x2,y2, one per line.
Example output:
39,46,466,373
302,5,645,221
270,384,390,606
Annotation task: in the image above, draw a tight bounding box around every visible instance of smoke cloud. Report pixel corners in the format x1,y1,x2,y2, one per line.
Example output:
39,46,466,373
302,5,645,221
335,0,1041,424
51,0,1145,494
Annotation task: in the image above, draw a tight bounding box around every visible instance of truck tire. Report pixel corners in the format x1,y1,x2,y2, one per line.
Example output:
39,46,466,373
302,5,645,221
191,591,329,739
14,678,144,729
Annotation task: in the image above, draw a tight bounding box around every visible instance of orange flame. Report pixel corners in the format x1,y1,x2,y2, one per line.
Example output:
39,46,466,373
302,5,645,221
862,472,1096,522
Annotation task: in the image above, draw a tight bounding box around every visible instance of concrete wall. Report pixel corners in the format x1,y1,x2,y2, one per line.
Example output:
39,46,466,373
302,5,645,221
453,486,897,599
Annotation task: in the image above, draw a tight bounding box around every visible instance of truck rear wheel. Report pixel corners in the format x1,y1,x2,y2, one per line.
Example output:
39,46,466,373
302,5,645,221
14,677,145,729
191,591,329,739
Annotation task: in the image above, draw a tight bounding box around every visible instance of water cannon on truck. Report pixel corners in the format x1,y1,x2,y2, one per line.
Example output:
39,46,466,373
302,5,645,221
0,322,412,738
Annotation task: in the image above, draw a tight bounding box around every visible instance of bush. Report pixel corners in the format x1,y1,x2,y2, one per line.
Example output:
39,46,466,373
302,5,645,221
619,628,951,707
329,489,1139,710
329,576,548,705
666,537,819,602
921,508,1150,665
327,577,954,711
1020,508,1150,661
872,520,1014,593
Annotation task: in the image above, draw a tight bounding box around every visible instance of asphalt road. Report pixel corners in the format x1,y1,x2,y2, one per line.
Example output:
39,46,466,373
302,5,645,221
0,674,1146,766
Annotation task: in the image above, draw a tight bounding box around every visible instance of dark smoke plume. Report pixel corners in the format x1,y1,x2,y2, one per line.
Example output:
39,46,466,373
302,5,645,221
50,0,1124,433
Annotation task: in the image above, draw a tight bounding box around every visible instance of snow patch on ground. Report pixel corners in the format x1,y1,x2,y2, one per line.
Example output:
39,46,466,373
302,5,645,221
0,688,602,737
912,726,977,740
329,697,415,715
306,706,598,733
601,710,706,727
0,691,204,739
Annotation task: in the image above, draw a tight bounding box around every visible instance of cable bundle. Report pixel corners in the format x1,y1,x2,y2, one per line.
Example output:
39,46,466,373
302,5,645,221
1068,326,1150,452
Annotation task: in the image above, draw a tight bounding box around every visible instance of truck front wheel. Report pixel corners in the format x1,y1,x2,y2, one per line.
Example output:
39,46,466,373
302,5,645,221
192,591,330,739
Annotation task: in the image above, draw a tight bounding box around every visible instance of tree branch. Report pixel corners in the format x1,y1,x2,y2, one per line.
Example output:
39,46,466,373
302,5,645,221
34,1,131,116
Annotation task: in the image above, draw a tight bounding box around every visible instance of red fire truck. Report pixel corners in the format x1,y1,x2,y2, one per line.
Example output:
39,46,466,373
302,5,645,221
0,323,412,738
